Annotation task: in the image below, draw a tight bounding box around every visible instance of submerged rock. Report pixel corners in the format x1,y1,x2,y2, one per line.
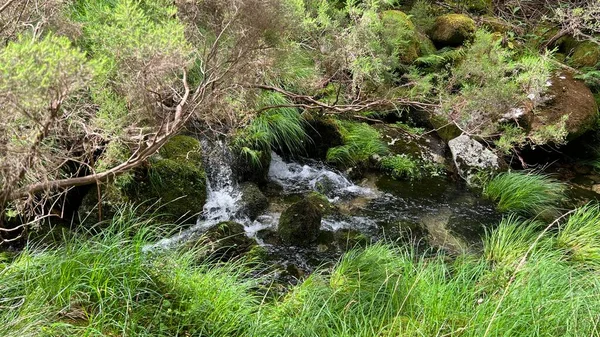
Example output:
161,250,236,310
238,182,269,221
448,135,499,186
428,14,476,47
278,197,323,246
420,208,467,254
202,221,256,260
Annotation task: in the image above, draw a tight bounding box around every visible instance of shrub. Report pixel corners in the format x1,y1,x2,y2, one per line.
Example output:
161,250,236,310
483,171,566,217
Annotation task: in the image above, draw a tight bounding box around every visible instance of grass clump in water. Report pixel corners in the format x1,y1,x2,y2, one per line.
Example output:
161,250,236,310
483,171,566,217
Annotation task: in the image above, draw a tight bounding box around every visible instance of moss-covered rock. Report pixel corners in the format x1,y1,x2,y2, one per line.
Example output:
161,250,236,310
278,197,322,246
136,135,207,221
306,191,337,216
428,14,476,48
238,182,269,221
235,150,271,185
530,72,598,142
459,0,493,14
381,10,421,64
202,221,256,261
570,41,600,68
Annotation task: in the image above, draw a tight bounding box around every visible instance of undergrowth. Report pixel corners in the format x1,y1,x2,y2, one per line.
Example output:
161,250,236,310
4,204,600,336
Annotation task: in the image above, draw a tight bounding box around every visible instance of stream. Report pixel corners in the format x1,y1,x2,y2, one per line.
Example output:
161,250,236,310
153,144,503,279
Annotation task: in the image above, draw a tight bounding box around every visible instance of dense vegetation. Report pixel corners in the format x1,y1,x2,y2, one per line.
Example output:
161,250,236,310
4,206,600,336
2,0,600,335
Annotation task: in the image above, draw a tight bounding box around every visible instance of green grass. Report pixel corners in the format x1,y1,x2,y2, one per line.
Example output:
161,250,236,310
5,204,600,336
483,171,567,217
326,121,389,167
556,204,600,267
380,154,421,180
234,91,307,166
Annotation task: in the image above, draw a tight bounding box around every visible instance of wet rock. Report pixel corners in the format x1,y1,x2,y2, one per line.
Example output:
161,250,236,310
203,221,256,260
238,182,269,221
381,10,422,64
529,72,598,142
278,197,323,246
448,135,499,186
314,175,337,196
306,191,337,216
235,150,271,185
374,124,447,166
428,14,476,48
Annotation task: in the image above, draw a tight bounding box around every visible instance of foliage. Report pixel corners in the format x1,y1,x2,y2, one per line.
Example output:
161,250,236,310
380,154,420,180
234,91,307,165
326,121,388,166
443,31,554,138
556,204,600,267
7,207,600,336
495,124,527,154
483,171,566,217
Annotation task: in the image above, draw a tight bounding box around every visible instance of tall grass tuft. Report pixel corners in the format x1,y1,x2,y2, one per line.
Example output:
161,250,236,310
556,204,600,266
483,171,566,217
326,121,388,167
234,91,307,166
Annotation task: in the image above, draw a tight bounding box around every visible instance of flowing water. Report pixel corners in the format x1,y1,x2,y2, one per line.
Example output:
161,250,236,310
153,144,502,276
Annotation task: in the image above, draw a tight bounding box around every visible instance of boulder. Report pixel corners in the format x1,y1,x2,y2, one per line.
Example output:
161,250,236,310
306,191,337,216
529,72,598,142
235,149,271,185
428,14,476,48
570,41,600,68
238,182,269,221
448,135,500,186
381,10,422,64
135,135,207,220
203,221,256,260
278,197,323,246
374,124,447,166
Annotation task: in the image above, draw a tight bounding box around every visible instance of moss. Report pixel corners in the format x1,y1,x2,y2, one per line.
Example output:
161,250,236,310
457,0,493,14
239,182,269,220
428,14,476,47
381,10,421,64
202,221,256,261
481,16,511,33
131,136,207,221
278,198,322,246
306,191,336,216
570,41,600,68
159,135,203,164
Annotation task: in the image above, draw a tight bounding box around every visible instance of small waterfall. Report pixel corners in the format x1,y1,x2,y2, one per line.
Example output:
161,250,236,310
199,140,244,226
150,140,247,249
268,153,372,200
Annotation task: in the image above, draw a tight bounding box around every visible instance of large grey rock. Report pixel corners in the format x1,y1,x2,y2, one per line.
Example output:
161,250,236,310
448,135,499,186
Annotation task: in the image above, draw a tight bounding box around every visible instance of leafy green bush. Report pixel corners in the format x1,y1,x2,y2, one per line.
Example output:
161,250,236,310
326,121,388,166
483,171,566,217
